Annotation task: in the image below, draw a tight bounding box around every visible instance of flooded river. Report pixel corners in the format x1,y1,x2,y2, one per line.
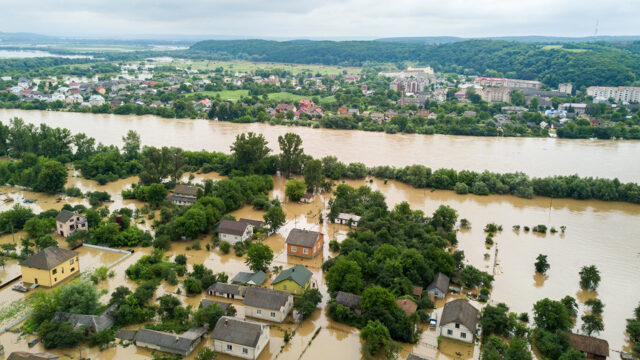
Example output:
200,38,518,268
0,109,638,359
2,109,640,182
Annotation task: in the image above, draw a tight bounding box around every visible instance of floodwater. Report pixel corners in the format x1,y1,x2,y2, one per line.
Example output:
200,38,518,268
2,109,640,182
0,50,92,59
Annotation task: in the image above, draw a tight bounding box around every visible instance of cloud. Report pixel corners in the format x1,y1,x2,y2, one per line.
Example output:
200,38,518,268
0,0,637,38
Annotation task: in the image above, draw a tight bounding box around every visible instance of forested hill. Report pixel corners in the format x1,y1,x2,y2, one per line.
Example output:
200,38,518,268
188,39,640,88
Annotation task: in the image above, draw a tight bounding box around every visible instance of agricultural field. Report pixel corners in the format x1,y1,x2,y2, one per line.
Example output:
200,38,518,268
171,59,361,76
192,89,336,103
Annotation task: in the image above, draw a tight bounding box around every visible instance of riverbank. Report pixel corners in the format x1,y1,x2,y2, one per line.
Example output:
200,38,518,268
3,109,640,183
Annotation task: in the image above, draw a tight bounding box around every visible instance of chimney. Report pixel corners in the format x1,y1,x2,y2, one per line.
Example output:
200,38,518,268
224,319,228,327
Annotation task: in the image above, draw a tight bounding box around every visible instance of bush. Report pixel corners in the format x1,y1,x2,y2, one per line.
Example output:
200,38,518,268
454,182,469,194
64,187,83,197
219,241,230,254
532,224,547,233
329,240,340,252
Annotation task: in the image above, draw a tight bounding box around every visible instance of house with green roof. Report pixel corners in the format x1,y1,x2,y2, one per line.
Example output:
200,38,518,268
271,265,314,295
231,271,267,286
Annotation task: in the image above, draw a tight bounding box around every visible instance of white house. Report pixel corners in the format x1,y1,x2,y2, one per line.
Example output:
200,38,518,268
440,299,478,344
334,213,361,227
88,95,105,106
243,287,293,323
211,317,270,360
426,272,450,299
217,220,253,245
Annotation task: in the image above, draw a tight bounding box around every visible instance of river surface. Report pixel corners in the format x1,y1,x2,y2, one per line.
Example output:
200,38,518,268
0,50,92,59
2,109,640,182
0,109,638,358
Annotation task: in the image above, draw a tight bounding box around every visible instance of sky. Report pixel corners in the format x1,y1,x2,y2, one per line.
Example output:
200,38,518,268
0,0,638,40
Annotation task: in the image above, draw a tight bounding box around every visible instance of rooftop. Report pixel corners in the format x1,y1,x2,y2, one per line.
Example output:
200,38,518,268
211,316,267,348
243,287,291,311
285,228,321,247
441,299,478,334
272,265,312,287
218,220,251,236
568,333,609,358
20,246,79,270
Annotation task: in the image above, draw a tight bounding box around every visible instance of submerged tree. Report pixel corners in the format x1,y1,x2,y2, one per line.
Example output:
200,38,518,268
535,254,550,274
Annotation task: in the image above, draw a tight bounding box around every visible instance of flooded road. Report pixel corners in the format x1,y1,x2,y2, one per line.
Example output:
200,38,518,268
3,109,640,182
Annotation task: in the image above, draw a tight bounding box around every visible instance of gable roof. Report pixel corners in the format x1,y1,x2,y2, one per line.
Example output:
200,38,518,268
441,299,478,334
52,311,114,332
239,218,264,228
173,184,198,197
211,316,266,347
218,220,251,236
54,209,78,223
231,271,267,286
396,299,418,316
20,247,78,270
208,282,246,296
427,272,450,292
335,291,362,310
285,229,321,247
272,265,312,287
243,287,291,311
568,333,609,358
7,353,59,360
133,327,206,353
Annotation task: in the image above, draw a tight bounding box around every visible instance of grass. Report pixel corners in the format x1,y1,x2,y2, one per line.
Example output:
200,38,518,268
541,45,588,53
0,299,29,328
171,60,360,76
192,90,336,103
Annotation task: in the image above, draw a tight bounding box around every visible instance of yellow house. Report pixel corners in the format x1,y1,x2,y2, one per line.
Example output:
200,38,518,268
271,265,313,295
19,246,80,287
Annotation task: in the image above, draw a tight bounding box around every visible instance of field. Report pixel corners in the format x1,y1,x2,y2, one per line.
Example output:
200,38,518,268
541,45,588,52
171,59,360,76
192,90,336,103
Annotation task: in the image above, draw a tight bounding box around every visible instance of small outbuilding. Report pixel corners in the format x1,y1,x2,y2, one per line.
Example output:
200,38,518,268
568,333,609,360
427,272,450,299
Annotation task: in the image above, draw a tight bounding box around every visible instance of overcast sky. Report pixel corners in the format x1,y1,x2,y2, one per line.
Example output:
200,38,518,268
0,0,638,39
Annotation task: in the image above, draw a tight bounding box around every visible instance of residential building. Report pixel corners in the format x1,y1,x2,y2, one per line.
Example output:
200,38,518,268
52,304,116,333
88,95,105,106
396,299,418,316
568,333,609,360
558,83,573,95
7,353,59,360
55,210,88,237
333,213,361,227
20,247,79,287
501,106,528,115
558,103,587,116
427,273,450,299
211,317,270,360
587,86,640,103
479,87,511,103
199,299,232,312
116,327,207,356
271,265,314,295
335,291,362,315
217,220,254,245
231,271,267,286
243,287,294,323
208,283,246,300
166,184,198,205
474,77,541,90
440,299,479,344
285,229,323,259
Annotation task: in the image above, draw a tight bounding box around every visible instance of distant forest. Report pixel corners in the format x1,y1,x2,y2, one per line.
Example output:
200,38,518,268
189,39,640,88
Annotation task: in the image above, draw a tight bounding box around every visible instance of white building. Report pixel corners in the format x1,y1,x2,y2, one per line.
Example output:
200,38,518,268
217,220,254,245
243,287,293,323
440,299,478,344
587,86,640,103
334,213,361,227
88,95,105,106
211,317,270,360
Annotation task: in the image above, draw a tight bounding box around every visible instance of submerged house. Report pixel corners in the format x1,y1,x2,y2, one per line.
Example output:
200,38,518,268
207,283,246,300
52,304,116,333
334,213,361,227
427,272,450,299
271,265,314,295
285,229,323,259
166,184,199,206
211,316,270,360
243,287,293,323
335,291,362,315
199,299,232,313
440,299,479,344
568,333,609,360
19,247,79,287
231,271,267,286
116,327,207,356
217,220,254,245
55,210,88,237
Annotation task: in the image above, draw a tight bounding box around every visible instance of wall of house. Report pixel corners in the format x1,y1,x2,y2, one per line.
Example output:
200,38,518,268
213,291,243,300
56,217,88,238
440,322,474,343
428,288,446,299
21,255,79,287
245,298,293,323
219,233,242,245
272,279,305,295
213,335,269,360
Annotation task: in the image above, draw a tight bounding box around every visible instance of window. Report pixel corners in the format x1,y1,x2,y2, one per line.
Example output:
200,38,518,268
461,333,467,339
270,312,276,317
447,329,453,335
283,285,287,290
455,323,460,329
226,344,232,351
291,246,297,252
59,224,62,228
54,278,57,282
71,267,75,272
256,309,262,314
243,348,248,354
62,268,64,274
70,259,74,265
52,269,57,275
303,248,309,255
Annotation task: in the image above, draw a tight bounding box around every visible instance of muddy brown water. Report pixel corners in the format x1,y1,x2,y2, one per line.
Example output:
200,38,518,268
3,109,640,182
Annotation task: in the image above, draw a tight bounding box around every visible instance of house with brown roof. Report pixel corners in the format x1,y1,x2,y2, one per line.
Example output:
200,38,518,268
19,247,79,287
396,299,418,317
568,333,609,360
166,184,199,206
440,299,478,343
285,229,323,259
55,210,88,238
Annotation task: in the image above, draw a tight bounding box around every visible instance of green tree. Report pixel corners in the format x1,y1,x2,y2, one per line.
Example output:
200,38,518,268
535,254,550,274
585,298,604,315
285,178,306,202
35,159,68,193
430,205,458,231
360,320,399,360
263,204,286,232
294,289,322,320
194,303,226,327
245,242,274,272
57,281,100,314
326,257,364,294
480,303,514,338
24,217,55,239
558,349,587,360
509,90,526,106
230,132,270,174
581,313,604,336
278,132,304,178
195,347,216,360
146,183,168,207
303,158,324,193
533,298,573,332
122,130,141,161
579,265,601,291
35,235,58,251
184,277,203,294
